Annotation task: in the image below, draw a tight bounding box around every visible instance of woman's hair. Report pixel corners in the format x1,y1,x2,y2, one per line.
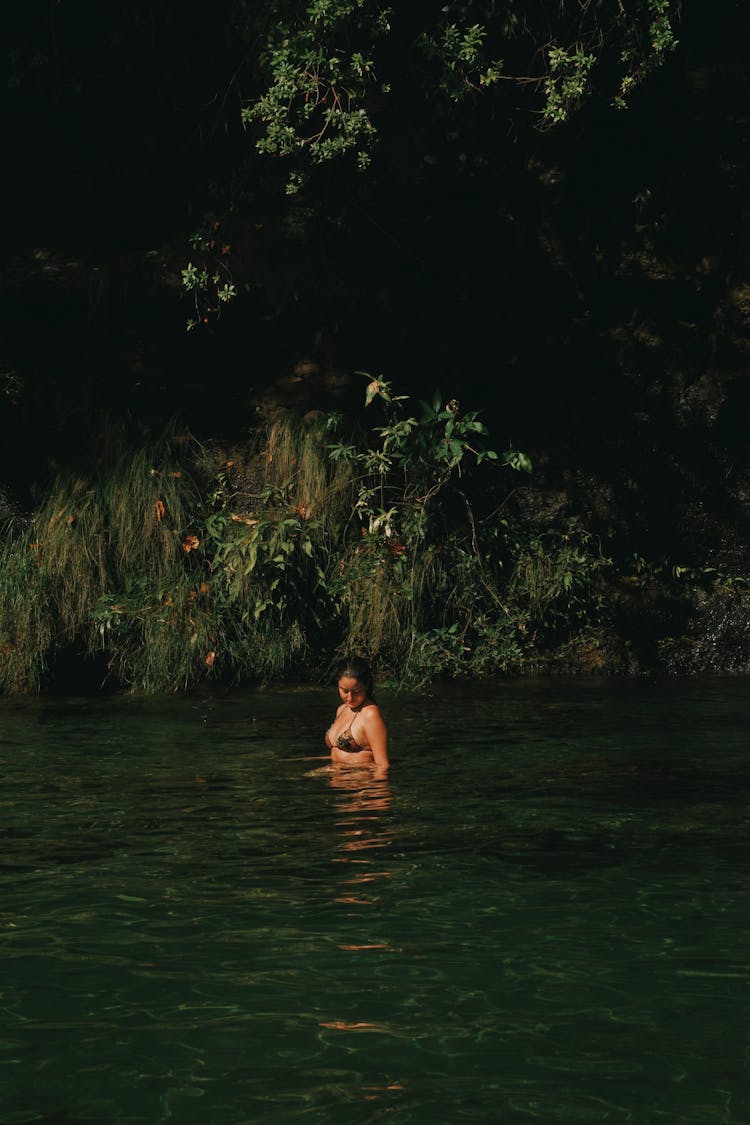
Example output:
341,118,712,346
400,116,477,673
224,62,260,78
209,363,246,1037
335,655,374,697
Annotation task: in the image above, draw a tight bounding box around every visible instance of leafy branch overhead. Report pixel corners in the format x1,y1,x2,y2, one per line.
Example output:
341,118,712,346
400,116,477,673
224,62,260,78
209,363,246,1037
182,0,678,321
235,0,678,187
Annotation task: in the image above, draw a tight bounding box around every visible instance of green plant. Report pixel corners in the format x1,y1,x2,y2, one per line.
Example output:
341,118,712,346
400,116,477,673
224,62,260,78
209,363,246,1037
542,45,595,125
323,374,532,677
182,216,237,331
614,0,678,109
508,530,611,646
240,4,390,192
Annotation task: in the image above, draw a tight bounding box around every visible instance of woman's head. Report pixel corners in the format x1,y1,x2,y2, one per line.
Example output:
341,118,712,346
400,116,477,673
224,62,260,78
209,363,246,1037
335,655,374,705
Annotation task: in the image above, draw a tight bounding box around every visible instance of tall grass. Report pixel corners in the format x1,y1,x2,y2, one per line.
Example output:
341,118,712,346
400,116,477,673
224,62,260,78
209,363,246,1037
263,409,355,533
0,527,54,691
109,573,219,692
0,433,206,693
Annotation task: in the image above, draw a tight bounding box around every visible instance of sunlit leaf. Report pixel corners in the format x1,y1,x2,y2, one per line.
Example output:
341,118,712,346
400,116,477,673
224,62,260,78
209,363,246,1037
365,379,380,406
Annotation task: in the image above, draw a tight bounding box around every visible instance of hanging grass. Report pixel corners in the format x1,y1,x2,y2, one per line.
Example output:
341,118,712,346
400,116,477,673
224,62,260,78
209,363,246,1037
262,409,355,534
106,572,219,693
33,478,109,645
0,432,209,693
104,444,202,582
331,537,407,657
0,528,54,692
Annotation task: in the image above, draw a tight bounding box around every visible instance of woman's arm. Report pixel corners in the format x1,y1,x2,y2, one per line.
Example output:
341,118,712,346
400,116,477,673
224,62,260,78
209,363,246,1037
363,707,389,772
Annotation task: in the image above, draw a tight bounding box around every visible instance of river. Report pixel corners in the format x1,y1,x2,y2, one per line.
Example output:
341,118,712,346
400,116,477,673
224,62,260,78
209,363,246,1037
1,678,749,1122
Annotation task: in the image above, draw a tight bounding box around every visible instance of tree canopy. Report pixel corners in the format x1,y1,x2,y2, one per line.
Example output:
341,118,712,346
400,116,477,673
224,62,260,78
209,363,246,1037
5,1,680,267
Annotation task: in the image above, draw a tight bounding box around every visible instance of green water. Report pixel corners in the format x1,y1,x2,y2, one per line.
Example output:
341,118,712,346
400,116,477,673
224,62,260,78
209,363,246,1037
1,679,749,1123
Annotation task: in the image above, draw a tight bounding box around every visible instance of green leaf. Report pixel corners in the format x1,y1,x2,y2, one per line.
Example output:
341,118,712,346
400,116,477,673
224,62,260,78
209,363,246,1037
505,449,533,473
365,379,380,406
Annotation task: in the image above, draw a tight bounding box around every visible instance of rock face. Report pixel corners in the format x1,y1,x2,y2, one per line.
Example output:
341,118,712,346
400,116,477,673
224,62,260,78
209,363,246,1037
0,486,27,528
660,590,750,675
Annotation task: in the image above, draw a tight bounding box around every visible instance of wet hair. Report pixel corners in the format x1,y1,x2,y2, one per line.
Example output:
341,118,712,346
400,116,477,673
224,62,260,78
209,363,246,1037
335,655,375,698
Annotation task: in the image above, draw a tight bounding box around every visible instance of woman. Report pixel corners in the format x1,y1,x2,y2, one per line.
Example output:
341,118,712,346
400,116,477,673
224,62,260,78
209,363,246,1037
325,656,390,773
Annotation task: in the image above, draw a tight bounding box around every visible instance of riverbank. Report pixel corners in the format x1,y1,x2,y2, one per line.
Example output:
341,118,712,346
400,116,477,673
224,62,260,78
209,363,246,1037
3,383,749,695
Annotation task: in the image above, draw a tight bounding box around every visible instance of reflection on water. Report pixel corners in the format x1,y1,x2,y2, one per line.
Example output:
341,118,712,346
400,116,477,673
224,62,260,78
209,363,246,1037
329,771,393,939
1,679,750,1122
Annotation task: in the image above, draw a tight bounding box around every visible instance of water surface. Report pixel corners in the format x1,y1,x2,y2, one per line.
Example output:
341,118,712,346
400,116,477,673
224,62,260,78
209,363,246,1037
2,678,749,1122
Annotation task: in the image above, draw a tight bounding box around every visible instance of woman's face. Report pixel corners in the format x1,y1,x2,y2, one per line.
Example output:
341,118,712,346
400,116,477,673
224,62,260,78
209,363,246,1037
338,676,367,709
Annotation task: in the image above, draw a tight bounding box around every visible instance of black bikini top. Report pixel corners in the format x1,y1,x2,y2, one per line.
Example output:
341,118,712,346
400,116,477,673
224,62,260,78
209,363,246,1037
329,707,365,753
